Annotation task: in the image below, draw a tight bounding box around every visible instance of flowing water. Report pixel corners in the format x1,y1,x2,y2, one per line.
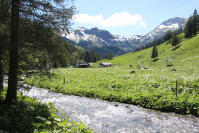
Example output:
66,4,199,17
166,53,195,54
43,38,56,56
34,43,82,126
20,86,199,133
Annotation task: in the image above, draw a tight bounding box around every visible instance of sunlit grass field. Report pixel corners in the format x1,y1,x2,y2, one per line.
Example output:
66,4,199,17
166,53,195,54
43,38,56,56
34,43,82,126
24,67,199,115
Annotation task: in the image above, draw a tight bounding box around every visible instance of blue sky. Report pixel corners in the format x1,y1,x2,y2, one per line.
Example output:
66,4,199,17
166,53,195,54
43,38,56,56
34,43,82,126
72,0,199,36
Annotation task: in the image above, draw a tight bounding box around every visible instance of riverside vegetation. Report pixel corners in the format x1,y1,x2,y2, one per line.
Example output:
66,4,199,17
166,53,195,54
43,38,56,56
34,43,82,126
0,88,93,133
24,34,199,115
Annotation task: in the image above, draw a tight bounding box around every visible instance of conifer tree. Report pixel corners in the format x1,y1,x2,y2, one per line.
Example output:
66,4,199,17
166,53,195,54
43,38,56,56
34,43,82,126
192,9,198,35
164,30,173,42
84,51,91,62
184,9,199,38
5,0,74,103
0,0,10,95
184,18,192,38
105,53,113,60
6,0,20,102
151,46,158,59
171,33,180,48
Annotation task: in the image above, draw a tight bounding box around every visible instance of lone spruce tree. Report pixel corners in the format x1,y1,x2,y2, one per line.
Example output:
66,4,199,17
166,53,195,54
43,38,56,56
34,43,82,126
163,30,173,42
151,46,158,59
171,33,180,48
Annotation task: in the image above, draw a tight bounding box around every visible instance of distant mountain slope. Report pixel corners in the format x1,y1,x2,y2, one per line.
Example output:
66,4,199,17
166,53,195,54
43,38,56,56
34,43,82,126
95,33,199,68
63,17,187,56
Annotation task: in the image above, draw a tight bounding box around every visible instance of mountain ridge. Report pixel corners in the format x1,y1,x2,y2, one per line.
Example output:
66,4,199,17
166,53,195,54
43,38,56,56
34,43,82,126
63,17,187,56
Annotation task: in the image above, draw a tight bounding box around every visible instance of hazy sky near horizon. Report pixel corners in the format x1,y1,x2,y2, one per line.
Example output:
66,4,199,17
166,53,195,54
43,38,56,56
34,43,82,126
72,0,199,36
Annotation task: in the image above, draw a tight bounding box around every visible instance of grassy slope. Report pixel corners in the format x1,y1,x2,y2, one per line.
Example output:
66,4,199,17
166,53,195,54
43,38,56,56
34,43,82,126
96,33,199,69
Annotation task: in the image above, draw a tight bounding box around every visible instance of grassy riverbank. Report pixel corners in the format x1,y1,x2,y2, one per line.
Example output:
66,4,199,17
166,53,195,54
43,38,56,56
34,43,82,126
0,88,93,133
24,67,199,115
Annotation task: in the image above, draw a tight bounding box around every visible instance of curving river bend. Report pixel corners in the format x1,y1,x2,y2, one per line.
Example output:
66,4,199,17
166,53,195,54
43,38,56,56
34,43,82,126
21,86,199,133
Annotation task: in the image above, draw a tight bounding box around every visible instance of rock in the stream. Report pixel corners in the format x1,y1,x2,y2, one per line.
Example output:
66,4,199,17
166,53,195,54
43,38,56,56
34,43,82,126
114,104,119,107
125,105,134,113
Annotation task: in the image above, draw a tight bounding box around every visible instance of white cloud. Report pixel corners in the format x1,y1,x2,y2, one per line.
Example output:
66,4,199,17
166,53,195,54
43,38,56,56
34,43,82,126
139,21,147,27
74,12,147,28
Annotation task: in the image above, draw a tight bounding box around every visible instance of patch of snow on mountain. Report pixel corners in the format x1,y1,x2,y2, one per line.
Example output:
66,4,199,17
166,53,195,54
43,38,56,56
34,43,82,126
113,35,127,41
158,23,179,30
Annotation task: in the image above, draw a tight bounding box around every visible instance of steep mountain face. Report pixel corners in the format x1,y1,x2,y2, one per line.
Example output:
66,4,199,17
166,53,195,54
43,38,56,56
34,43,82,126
63,17,187,56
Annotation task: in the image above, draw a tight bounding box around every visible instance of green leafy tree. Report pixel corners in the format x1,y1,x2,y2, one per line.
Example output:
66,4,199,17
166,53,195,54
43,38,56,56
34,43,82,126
151,46,158,59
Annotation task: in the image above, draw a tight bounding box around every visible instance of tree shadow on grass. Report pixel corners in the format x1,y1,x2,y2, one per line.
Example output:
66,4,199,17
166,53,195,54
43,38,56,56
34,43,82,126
165,41,171,44
172,45,181,51
152,58,159,62
0,97,51,133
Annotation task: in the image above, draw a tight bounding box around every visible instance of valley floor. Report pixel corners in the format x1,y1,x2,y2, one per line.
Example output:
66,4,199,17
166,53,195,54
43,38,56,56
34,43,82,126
24,67,199,115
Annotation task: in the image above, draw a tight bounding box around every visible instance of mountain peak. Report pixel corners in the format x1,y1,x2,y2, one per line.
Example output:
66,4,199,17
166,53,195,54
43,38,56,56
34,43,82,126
84,27,115,41
147,17,187,38
90,27,99,30
74,27,86,31
161,17,187,26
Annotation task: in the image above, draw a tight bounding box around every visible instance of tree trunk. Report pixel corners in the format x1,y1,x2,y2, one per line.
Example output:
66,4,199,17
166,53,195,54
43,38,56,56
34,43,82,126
5,0,20,103
0,0,3,99
0,53,3,98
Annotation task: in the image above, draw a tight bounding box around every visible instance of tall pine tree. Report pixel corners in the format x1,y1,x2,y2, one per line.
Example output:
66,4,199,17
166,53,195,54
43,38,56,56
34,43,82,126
0,0,10,96
185,9,199,38
6,0,20,102
192,9,198,35
5,0,74,103
151,46,158,59
184,18,192,38
163,30,173,42
171,33,180,48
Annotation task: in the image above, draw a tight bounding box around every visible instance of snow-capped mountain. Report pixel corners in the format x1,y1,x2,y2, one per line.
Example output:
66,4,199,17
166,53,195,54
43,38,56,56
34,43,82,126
66,27,110,48
63,17,187,56
147,17,187,38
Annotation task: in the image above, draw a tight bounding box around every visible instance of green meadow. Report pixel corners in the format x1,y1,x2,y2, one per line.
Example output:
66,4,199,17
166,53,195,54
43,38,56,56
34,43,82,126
24,34,199,115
